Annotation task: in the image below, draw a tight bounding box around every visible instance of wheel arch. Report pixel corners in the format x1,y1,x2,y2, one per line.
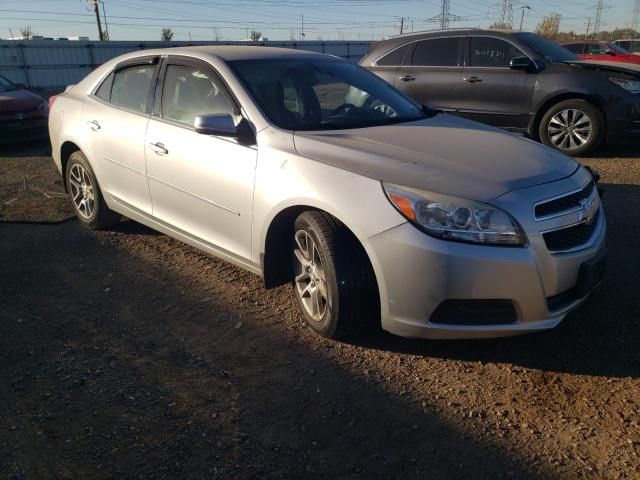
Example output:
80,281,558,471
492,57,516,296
529,93,606,140
260,203,382,313
60,141,83,192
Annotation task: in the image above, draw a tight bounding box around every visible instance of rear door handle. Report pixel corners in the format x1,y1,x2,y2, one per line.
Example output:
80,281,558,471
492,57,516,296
398,75,416,82
148,142,168,156
464,76,483,83
87,120,101,131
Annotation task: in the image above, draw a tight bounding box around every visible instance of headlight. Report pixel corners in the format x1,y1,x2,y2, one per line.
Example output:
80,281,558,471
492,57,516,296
609,77,640,94
383,183,526,246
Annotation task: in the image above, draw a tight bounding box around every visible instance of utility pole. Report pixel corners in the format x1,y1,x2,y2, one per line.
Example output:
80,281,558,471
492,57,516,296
519,5,530,31
632,0,640,36
88,0,104,41
440,0,450,28
300,14,305,39
593,0,603,40
101,0,109,39
585,17,591,40
400,16,404,34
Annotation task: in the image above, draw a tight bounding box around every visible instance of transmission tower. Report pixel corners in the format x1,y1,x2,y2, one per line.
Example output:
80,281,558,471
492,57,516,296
499,0,514,28
427,0,462,28
593,0,603,38
632,0,640,34
441,0,450,28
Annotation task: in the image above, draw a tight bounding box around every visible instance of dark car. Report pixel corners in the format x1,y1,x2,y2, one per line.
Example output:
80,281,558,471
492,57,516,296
360,29,640,156
0,75,49,143
561,41,640,65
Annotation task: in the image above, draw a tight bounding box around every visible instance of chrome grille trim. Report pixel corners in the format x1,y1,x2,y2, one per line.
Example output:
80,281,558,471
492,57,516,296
534,180,596,221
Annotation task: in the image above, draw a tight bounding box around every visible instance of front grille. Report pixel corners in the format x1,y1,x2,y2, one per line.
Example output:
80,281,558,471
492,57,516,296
535,180,595,219
542,210,600,252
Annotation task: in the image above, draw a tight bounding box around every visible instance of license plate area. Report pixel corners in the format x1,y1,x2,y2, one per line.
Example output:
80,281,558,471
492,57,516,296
576,249,608,298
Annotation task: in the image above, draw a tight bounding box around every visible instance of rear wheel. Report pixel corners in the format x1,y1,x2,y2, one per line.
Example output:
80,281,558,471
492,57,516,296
539,99,603,156
292,211,378,339
66,151,120,229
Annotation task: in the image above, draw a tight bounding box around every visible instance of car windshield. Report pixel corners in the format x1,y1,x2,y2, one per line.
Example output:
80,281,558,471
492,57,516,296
609,42,629,53
0,76,18,93
229,58,432,131
514,32,578,63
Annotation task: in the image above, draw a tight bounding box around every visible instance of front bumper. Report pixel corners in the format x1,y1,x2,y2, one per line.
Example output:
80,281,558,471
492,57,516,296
366,169,607,340
604,94,640,142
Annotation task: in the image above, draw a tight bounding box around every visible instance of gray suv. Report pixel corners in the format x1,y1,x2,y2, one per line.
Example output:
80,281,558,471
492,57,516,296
361,29,640,156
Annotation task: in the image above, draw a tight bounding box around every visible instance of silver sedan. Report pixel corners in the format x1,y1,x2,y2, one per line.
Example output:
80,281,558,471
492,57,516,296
49,46,607,339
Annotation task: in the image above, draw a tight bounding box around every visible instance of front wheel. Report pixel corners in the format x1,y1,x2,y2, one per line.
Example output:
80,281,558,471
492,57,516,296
538,99,603,156
292,211,378,339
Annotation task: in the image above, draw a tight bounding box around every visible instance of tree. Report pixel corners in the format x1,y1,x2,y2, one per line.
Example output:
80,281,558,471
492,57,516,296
250,30,262,41
535,13,562,39
20,26,34,40
161,28,175,41
488,21,511,30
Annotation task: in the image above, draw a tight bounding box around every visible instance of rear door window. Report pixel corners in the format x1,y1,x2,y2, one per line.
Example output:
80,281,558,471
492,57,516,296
376,43,412,66
411,38,461,66
110,65,156,113
469,37,526,67
564,43,586,54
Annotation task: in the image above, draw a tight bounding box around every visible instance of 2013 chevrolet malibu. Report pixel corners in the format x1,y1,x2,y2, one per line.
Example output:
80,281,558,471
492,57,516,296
49,47,607,339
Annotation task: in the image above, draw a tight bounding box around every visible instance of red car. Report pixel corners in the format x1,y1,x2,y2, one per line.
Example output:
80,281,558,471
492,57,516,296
561,40,640,65
0,75,49,144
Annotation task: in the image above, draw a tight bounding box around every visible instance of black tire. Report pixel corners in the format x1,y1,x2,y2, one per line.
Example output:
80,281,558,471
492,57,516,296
65,150,120,230
538,99,603,157
292,210,378,339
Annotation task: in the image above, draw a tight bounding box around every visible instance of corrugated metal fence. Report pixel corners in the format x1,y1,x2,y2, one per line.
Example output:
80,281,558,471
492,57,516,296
0,40,371,89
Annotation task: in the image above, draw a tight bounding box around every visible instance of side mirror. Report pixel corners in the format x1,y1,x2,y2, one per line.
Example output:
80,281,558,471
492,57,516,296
194,113,255,144
509,56,535,72
16,83,29,89
194,114,238,137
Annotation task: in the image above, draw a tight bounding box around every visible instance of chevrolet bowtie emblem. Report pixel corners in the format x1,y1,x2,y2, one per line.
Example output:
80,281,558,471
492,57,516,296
578,197,598,225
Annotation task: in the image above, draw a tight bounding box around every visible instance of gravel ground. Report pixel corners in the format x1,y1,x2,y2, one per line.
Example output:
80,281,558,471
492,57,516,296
1,141,639,479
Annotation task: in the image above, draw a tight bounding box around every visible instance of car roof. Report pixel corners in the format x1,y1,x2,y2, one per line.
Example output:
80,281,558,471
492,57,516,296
561,40,609,45
127,45,330,62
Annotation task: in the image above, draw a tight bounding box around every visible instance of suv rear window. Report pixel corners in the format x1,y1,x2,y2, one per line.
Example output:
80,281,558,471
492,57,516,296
376,44,411,66
411,38,461,66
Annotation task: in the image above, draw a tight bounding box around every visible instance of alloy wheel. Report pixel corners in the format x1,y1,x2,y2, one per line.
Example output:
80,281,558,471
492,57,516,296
548,108,593,150
68,163,96,220
293,229,329,322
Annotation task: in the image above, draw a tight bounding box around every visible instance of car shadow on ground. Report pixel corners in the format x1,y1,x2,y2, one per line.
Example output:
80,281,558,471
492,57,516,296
0,139,51,158
585,142,640,159
356,183,640,380
1,221,549,479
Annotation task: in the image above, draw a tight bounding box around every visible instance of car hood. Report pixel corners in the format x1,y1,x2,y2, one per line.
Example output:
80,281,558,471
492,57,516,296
565,60,640,76
293,114,578,201
0,89,45,112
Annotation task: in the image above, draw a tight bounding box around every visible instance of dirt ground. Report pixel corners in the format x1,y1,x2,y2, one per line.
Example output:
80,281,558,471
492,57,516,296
1,140,639,480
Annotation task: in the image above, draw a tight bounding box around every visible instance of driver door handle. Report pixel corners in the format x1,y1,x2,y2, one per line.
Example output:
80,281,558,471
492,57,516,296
148,142,168,156
398,75,416,82
464,76,483,83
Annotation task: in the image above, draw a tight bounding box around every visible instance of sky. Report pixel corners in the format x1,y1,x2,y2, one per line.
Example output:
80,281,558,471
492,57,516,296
0,0,637,41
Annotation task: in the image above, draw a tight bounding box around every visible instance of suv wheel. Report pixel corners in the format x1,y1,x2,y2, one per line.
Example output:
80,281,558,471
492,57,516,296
539,99,603,156
292,211,378,339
